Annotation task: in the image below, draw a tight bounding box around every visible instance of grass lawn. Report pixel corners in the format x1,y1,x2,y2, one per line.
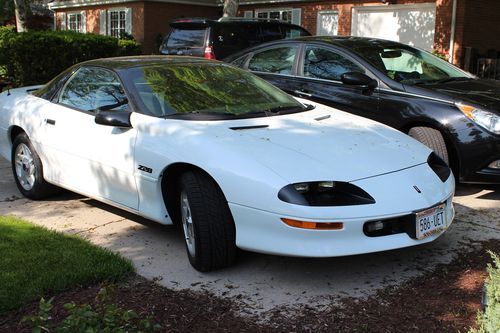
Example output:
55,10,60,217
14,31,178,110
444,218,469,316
0,215,134,313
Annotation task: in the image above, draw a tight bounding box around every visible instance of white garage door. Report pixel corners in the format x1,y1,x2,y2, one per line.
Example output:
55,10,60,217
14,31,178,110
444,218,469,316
351,4,436,51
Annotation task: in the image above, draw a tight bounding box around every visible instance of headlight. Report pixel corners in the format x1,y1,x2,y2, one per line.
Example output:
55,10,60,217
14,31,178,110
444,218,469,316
279,181,375,206
457,103,500,135
427,152,451,182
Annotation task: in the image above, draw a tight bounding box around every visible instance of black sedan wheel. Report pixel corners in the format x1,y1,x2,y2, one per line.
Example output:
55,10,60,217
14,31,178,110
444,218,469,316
409,127,450,165
179,171,236,272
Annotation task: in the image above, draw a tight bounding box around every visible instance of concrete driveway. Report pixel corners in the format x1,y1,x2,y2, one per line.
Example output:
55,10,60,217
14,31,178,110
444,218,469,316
1,156,499,313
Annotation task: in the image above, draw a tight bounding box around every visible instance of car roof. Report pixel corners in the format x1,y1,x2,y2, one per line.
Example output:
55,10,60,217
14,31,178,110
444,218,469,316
289,36,411,49
170,17,304,28
80,55,217,70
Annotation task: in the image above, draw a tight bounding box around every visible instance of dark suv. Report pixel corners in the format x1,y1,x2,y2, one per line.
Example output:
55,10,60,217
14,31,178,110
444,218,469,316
159,18,310,60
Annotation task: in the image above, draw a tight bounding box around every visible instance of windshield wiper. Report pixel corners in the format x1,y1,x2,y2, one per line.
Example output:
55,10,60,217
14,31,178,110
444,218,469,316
433,77,473,84
240,104,315,118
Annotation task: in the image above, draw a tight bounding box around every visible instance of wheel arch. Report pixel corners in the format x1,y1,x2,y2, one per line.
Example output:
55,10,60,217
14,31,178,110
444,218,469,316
160,162,229,224
9,125,26,144
401,121,460,177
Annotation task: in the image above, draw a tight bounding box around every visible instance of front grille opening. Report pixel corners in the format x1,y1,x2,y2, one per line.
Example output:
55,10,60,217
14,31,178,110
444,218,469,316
363,214,414,238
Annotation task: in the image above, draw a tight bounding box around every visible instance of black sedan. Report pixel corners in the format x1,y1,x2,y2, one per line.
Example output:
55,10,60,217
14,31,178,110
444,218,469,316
225,36,500,184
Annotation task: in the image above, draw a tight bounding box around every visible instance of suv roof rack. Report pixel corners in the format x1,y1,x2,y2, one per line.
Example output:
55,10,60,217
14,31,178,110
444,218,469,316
217,17,285,23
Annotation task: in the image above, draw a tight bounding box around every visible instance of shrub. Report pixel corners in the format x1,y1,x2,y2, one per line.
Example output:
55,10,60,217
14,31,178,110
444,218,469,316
469,251,500,333
118,39,142,56
22,286,161,332
0,30,142,86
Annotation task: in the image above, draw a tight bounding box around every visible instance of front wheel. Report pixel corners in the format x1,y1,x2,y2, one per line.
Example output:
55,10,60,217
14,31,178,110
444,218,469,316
179,171,236,272
11,133,57,199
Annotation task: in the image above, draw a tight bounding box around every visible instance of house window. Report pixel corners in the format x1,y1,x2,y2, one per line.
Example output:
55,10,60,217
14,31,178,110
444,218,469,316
100,8,132,38
63,12,85,33
256,9,292,23
109,10,126,38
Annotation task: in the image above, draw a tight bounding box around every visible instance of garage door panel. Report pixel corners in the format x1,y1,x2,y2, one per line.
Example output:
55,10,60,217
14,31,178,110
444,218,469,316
352,4,436,51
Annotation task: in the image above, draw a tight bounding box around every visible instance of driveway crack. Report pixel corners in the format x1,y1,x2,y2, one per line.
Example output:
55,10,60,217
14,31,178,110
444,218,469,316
74,218,127,235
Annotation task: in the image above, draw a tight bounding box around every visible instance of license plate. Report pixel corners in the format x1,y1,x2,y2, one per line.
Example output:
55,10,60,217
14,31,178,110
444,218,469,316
415,203,447,240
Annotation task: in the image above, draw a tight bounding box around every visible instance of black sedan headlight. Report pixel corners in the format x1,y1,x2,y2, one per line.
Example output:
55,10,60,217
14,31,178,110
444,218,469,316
278,181,375,206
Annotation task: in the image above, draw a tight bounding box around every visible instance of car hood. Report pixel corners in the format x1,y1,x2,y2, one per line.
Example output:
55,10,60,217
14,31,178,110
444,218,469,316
415,78,500,113
197,103,432,183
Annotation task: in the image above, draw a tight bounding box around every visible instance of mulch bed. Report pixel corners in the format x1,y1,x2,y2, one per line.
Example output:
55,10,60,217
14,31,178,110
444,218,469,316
1,240,498,333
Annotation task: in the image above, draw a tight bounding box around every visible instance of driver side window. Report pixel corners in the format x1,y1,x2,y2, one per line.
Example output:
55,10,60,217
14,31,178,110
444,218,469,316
59,67,128,112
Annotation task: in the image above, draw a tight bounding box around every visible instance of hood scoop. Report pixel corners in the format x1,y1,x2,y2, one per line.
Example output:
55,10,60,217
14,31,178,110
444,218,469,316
314,114,331,121
230,125,269,131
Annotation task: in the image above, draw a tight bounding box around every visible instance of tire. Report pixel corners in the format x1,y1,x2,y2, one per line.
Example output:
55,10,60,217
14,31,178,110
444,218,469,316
409,127,450,165
11,133,57,200
179,171,236,272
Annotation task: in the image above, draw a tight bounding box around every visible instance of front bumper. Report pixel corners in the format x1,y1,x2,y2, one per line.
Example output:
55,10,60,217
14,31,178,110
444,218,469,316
229,163,455,257
230,197,454,257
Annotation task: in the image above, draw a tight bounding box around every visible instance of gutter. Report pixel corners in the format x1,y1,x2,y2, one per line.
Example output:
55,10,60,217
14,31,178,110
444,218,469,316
448,0,457,64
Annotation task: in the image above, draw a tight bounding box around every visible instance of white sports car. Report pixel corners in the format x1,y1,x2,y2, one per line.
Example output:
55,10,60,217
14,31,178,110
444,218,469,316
0,56,455,271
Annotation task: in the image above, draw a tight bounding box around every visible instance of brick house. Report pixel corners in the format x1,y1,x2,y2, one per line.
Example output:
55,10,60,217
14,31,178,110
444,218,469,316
48,0,221,53
48,0,500,68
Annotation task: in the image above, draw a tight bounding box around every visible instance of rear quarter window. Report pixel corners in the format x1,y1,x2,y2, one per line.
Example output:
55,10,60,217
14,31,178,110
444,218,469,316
166,28,207,48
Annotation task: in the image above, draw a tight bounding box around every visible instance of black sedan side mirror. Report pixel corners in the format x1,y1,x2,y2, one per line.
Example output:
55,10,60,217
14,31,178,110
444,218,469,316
341,72,378,90
95,111,132,128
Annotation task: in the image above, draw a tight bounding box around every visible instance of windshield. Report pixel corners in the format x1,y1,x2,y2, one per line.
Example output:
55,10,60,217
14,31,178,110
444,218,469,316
353,45,471,85
122,63,306,118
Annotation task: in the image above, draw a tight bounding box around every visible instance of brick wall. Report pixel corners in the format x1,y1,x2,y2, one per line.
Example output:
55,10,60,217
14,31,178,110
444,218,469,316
239,0,436,36
461,0,500,60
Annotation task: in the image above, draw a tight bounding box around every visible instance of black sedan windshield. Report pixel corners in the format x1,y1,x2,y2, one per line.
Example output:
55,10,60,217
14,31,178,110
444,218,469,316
121,63,306,118
353,45,471,85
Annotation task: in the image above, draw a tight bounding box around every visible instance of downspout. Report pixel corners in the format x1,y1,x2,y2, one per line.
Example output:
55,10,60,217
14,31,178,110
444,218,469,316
448,0,457,63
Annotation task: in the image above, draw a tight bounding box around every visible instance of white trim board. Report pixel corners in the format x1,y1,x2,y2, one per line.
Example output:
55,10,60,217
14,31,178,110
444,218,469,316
49,0,218,10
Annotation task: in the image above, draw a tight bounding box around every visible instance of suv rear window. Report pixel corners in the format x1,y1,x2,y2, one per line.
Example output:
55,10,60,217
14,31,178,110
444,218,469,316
167,28,207,48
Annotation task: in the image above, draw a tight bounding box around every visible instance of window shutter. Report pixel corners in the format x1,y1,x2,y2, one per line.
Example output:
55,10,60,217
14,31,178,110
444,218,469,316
125,8,132,36
60,12,66,30
243,10,253,18
80,11,86,33
99,10,107,35
291,8,301,26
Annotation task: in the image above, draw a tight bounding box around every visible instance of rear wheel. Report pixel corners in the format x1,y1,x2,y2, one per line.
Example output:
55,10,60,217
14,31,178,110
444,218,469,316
409,127,449,165
11,133,57,199
179,171,236,272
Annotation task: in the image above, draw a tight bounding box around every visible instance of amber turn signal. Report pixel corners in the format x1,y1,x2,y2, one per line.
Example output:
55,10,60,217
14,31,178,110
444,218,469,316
281,218,343,230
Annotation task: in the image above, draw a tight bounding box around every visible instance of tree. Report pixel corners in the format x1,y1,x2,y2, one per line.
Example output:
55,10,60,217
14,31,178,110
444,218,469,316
0,0,15,25
13,0,31,32
222,0,238,17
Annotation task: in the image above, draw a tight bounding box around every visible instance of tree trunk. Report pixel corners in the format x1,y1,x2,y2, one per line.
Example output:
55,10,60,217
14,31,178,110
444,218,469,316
13,0,30,32
222,0,239,17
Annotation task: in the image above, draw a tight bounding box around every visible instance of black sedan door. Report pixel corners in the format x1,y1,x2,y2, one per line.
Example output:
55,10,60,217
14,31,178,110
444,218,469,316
293,44,380,119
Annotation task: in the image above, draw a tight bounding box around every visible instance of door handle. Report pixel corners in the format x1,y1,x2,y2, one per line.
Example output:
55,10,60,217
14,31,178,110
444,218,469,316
293,90,312,98
45,119,56,125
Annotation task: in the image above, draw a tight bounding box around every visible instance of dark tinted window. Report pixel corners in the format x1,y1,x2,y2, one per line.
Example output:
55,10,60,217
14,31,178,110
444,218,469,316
283,27,309,39
248,47,298,74
59,67,128,112
166,28,207,48
304,46,364,81
261,25,282,42
122,64,303,117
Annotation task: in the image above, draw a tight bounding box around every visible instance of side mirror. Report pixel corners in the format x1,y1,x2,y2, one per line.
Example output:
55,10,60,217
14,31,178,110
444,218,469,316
95,111,132,128
341,72,378,90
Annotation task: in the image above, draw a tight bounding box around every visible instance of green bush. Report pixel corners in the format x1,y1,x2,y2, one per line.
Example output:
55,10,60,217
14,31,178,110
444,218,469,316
22,286,161,333
0,30,142,86
470,251,500,333
118,39,142,56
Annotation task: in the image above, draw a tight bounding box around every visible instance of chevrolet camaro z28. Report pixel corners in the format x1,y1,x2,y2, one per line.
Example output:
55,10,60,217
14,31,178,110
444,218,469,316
0,56,455,271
